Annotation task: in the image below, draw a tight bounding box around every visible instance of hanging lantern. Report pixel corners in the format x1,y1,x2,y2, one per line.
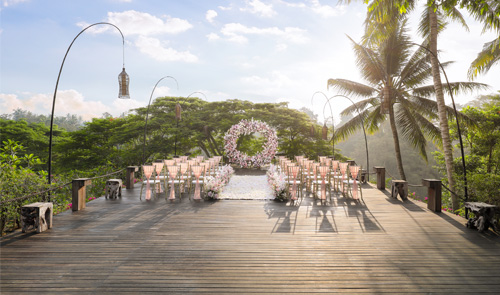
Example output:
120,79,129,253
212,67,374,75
175,103,182,120
118,68,130,99
310,125,315,137
322,123,328,140
381,84,390,114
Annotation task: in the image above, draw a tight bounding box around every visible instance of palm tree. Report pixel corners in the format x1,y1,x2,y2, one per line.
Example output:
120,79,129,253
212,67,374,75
467,1,500,79
356,0,473,211
327,19,487,181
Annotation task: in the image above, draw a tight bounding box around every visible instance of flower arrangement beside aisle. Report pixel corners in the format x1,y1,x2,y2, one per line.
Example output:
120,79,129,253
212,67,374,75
204,165,235,200
267,164,288,201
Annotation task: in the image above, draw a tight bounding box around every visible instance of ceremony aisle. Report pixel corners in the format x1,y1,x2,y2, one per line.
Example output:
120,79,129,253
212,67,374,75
218,174,274,200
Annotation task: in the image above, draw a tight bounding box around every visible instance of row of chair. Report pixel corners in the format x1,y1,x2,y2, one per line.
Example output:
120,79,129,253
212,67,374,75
276,155,363,202
140,156,223,200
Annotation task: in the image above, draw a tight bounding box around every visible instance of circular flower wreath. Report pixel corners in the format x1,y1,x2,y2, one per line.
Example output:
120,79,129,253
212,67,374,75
224,119,278,168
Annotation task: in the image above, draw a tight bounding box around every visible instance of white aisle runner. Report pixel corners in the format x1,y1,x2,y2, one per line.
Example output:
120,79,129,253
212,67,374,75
218,175,274,200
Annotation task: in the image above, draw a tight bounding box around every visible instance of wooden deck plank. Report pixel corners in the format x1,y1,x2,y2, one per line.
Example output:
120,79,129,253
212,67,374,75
1,182,499,294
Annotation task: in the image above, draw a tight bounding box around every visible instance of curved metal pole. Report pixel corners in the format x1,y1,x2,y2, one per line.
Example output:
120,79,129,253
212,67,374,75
186,91,207,100
173,91,207,157
311,91,335,158
48,22,126,187
328,94,370,181
409,42,468,214
142,76,179,164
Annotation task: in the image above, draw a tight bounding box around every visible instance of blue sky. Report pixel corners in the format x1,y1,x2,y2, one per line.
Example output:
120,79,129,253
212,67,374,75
1,0,499,122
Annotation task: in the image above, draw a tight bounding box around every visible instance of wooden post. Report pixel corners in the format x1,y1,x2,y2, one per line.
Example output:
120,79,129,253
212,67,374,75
126,166,138,189
422,179,442,213
374,167,385,190
72,178,91,212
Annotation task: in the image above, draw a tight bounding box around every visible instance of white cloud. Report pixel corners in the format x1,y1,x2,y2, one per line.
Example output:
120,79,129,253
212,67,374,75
241,71,294,96
275,43,288,52
218,5,232,11
77,10,192,36
2,0,28,7
0,90,142,120
220,23,308,44
279,1,306,8
152,86,173,98
207,32,220,41
135,35,198,62
206,9,218,23
279,0,345,18
310,0,345,18
241,0,276,18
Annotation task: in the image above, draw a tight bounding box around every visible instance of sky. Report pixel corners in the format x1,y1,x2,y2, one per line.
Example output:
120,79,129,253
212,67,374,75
1,0,499,123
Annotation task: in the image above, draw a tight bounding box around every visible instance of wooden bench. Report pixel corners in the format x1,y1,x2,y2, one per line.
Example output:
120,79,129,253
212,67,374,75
391,180,408,201
465,202,498,233
21,202,53,233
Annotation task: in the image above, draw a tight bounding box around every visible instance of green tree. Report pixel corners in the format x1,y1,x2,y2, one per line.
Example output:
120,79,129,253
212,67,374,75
345,0,499,211
327,19,485,180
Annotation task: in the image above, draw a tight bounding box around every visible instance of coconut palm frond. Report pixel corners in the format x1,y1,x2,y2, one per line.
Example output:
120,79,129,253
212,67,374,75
412,111,442,148
407,96,440,119
327,79,376,98
339,97,375,117
364,106,385,134
418,6,448,39
465,0,500,34
348,35,386,84
444,6,469,32
443,82,490,95
468,37,500,79
334,111,368,143
396,107,428,161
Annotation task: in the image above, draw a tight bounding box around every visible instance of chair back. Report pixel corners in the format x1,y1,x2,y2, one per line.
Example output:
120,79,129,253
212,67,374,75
152,162,164,176
288,165,300,180
167,165,179,178
349,165,361,180
142,165,155,179
339,162,349,176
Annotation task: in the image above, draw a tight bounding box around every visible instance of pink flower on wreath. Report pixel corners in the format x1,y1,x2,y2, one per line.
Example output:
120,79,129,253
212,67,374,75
224,119,278,169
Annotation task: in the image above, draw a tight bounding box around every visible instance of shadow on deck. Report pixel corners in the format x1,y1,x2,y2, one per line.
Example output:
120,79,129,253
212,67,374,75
1,181,499,294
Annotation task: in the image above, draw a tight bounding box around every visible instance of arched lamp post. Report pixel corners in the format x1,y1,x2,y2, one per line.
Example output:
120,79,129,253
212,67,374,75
409,42,468,216
311,91,336,158
142,76,179,164
48,22,129,188
173,91,207,156
313,91,371,182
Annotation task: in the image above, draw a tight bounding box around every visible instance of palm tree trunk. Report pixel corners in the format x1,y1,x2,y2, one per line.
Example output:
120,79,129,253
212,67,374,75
388,104,406,180
429,7,458,210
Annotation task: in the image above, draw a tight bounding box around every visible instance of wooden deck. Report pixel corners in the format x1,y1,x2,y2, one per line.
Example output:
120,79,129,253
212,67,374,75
1,182,500,294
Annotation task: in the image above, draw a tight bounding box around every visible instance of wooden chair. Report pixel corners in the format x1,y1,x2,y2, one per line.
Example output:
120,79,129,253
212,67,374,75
312,165,330,201
166,165,183,200
339,162,349,197
307,162,319,194
330,160,342,192
140,165,155,200
287,165,301,201
152,161,164,194
190,165,204,200
344,165,363,200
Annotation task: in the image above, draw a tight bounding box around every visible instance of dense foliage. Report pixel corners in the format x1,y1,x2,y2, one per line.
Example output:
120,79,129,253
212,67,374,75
434,94,500,213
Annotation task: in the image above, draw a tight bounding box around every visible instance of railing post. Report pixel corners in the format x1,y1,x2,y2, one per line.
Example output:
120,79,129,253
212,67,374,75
126,166,139,189
374,166,385,190
72,178,91,212
422,179,442,213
